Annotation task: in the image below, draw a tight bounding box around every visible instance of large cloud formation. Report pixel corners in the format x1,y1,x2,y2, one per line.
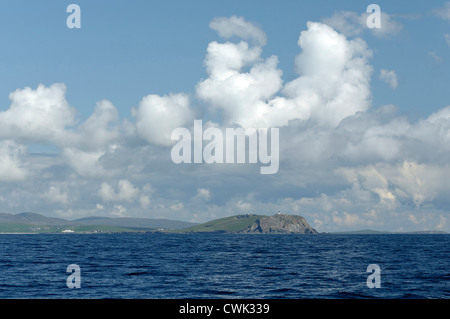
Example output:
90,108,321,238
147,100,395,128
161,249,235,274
0,14,448,232
197,20,372,128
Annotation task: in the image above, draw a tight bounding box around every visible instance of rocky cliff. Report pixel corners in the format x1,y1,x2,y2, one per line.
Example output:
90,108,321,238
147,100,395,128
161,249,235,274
243,214,318,234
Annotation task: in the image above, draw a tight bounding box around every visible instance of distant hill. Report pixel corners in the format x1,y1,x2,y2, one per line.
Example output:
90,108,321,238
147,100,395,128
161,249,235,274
175,213,318,234
74,216,197,230
330,229,392,235
0,212,72,226
0,212,198,233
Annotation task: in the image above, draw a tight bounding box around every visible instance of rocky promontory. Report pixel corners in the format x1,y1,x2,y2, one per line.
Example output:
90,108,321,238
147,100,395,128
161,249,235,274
243,213,318,234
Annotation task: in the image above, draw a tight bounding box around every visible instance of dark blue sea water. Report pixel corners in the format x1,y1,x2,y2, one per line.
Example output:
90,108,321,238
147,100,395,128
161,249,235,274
0,233,448,299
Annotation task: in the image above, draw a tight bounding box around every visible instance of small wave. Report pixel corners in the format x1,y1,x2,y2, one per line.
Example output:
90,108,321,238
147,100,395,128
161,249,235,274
269,287,297,293
125,271,149,276
258,272,280,278
0,284,23,289
199,288,236,296
163,272,185,277
261,266,282,270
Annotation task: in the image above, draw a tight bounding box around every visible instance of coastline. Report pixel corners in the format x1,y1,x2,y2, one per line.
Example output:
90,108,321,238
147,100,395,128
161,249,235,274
0,231,447,235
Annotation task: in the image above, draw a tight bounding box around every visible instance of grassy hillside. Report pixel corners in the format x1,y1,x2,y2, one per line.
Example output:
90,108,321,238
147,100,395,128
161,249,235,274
173,214,267,233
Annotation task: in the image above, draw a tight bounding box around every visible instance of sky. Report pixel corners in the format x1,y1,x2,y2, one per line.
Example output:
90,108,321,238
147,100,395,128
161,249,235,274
0,0,449,232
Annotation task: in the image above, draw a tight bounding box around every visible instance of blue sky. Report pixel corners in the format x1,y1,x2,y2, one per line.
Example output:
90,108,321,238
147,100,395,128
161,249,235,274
0,1,449,232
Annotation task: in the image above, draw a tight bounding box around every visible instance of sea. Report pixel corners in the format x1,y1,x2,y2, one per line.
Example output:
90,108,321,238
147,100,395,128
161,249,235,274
0,233,448,299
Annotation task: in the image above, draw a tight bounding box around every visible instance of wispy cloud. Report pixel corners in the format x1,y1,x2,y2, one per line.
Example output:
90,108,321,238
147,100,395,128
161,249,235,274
379,69,399,89
445,34,450,46
321,9,402,38
428,51,444,64
434,1,450,21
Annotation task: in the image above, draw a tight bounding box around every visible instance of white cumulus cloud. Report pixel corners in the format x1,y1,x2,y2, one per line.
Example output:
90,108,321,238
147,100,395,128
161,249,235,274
0,83,77,146
77,100,120,151
133,93,194,146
